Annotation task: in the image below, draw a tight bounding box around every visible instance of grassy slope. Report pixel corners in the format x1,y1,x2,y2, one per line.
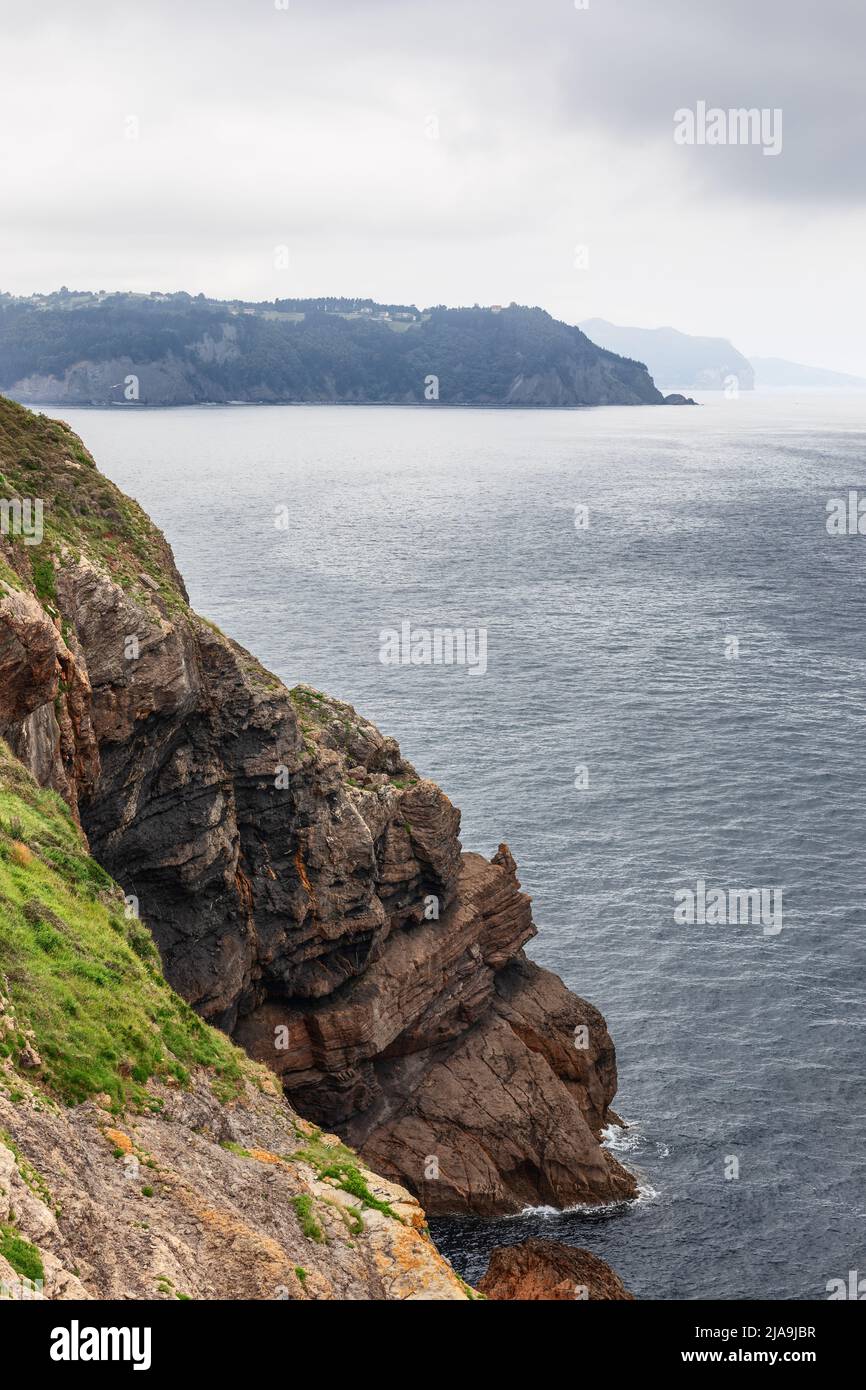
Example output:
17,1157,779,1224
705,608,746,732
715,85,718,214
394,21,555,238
0,739,251,1111
0,393,187,610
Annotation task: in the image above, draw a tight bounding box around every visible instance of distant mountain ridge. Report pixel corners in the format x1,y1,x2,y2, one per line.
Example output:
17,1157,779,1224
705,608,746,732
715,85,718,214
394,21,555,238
580,318,755,391
0,290,664,407
747,356,866,388
580,318,866,392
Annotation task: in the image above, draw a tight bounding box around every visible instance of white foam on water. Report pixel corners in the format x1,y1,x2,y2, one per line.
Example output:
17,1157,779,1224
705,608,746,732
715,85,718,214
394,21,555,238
602,1121,644,1154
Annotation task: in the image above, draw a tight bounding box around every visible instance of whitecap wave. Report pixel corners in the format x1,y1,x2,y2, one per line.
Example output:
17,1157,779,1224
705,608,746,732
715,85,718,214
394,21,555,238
511,1183,660,1219
602,1121,644,1154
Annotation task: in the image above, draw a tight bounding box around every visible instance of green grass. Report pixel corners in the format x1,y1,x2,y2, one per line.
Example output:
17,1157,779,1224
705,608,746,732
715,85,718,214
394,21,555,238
318,1162,401,1221
0,739,251,1110
0,1223,45,1284
291,1131,401,1223
291,1193,325,1243
219,1140,252,1158
30,554,57,609
290,1130,357,1172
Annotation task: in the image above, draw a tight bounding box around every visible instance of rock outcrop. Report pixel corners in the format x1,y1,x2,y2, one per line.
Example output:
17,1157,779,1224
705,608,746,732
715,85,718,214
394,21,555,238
0,395,635,1219
478,1238,635,1301
1,1079,469,1301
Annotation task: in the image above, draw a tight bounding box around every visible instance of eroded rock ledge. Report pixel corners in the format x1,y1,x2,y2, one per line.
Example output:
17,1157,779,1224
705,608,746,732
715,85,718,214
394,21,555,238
0,396,635,1217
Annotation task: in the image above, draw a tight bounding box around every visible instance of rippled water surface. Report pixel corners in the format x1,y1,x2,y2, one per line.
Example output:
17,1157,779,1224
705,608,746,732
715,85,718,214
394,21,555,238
59,392,866,1299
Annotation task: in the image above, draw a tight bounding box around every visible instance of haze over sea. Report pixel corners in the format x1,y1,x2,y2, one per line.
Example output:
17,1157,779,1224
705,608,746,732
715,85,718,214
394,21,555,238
57,391,866,1300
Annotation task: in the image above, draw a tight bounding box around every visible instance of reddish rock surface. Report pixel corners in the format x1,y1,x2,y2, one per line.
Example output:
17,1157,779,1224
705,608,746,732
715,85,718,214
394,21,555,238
478,1238,635,1300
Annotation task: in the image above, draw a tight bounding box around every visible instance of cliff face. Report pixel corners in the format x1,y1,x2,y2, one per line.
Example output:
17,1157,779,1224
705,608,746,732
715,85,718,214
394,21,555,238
6,348,660,410
0,396,635,1219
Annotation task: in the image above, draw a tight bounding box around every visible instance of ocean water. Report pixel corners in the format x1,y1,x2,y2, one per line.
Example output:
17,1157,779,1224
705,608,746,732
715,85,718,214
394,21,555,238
57,392,866,1301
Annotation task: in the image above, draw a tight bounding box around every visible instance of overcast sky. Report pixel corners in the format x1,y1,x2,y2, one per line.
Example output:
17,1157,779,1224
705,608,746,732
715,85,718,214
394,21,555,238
2,0,864,372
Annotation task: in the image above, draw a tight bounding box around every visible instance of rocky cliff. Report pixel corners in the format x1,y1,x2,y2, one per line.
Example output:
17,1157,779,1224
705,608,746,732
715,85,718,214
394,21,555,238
0,394,635,1229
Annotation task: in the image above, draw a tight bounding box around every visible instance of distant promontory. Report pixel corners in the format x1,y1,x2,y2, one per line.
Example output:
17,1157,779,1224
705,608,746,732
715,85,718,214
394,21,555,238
0,290,665,407
580,318,755,392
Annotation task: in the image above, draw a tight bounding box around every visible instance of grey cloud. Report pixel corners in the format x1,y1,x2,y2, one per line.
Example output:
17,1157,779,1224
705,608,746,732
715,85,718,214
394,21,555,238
7,0,862,206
